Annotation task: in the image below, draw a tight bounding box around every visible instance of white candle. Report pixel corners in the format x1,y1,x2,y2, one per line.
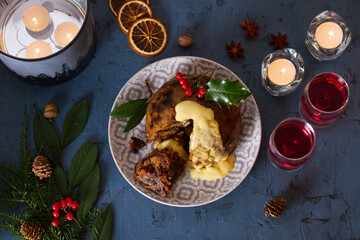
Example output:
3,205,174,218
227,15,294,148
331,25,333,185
268,59,296,85
315,22,343,49
54,22,80,48
26,41,52,59
23,5,50,32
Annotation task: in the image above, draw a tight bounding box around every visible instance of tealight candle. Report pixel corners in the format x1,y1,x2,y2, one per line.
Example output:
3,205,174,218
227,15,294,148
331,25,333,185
268,58,296,85
23,5,50,32
315,22,343,49
54,22,80,48
26,41,52,59
261,48,304,96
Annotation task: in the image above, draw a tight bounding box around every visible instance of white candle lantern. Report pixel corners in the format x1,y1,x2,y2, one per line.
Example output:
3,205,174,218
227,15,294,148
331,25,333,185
0,0,95,85
305,11,351,61
261,48,305,96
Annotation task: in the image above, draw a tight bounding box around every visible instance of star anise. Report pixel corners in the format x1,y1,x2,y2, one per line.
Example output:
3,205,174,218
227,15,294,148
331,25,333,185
269,32,289,50
129,137,146,153
239,18,259,39
226,40,244,61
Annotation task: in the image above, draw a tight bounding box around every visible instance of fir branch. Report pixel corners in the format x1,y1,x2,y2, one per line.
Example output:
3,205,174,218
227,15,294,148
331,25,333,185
22,114,31,195
0,198,25,203
0,212,23,223
0,172,22,195
35,178,49,211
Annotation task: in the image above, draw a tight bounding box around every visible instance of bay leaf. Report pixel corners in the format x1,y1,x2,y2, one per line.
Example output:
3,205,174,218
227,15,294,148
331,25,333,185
90,204,113,240
33,110,60,164
61,98,88,150
69,142,97,188
77,162,99,219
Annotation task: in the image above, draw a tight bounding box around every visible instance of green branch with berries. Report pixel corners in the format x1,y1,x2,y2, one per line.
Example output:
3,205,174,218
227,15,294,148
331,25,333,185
110,70,252,132
0,98,113,240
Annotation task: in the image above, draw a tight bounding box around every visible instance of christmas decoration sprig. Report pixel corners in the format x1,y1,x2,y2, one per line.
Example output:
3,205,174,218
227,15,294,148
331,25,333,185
0,98,113,240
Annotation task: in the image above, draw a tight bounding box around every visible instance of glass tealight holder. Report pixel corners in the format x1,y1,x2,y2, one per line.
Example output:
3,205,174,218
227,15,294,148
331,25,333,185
0,0,95,85
305,10,351,61
261,48,305,96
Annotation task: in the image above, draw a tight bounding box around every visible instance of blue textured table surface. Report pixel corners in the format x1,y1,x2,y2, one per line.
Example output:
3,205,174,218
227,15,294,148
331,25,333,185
1,0,359,239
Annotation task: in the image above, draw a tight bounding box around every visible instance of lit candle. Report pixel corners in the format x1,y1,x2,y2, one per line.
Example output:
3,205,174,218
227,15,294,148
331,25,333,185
315,22,343,49
268,59,296,85
26,41,52,59
54,22,80,48
23,5,50,32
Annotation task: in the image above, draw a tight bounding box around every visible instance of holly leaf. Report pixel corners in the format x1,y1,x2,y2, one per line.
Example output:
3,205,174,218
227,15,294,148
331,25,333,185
33,110,60,164
90,204,113,240
77,162,100,219
61,98,88,150
205,78,252,107
69,142,98,188
110,98,148,118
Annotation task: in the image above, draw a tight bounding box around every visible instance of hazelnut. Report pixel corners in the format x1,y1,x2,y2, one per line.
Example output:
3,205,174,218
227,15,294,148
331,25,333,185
178,34,193,48
44,101,58,122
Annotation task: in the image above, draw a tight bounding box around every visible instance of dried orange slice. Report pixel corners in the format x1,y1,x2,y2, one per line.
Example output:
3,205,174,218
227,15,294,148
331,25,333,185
109,0,150,16
117,0,153,34
128,17,168,57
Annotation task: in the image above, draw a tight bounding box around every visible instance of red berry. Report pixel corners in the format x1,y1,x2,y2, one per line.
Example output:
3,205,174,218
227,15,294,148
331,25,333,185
66,200,72,206
52,202,61,211
65,197,72,202
199,87,206,95
53,211,60,218
52,219,60,227
71,201,79,210
182,81,189,89
66,212,74,221
176,73,183,79
179,78,186,85
197,92,204,98
185,88,193,96
60,200,67,208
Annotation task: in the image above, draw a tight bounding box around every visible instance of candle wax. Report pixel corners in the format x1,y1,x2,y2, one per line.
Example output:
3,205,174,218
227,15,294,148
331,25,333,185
26,41,52,59
23,5,50,32
268,59,296,85
54,22,80,48
315,22,343,49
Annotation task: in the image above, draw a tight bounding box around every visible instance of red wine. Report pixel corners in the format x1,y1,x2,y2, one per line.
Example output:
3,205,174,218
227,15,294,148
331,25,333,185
274,121,313,159
300,72,349,126
268,118,315,171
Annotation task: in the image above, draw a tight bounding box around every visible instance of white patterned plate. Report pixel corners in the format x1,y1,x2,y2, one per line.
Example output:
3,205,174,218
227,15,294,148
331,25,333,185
108,56,262,207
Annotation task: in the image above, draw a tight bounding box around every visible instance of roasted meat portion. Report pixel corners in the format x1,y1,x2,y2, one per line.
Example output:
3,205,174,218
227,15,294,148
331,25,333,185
133,148,185,197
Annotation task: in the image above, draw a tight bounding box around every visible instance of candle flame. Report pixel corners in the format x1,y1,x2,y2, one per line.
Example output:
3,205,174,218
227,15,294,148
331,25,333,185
35,48,40,55
328,31,334,40
281,68,286,75
32,17,37,25
66,33,72,41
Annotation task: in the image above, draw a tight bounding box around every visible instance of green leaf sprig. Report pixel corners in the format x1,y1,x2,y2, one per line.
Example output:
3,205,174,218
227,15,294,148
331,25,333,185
110,80,153,132
205,77,252,107
0,98,113,240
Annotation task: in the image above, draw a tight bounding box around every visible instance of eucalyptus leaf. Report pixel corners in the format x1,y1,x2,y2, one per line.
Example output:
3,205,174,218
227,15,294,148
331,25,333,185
69,142,97,188
61,98,88,149
53,166,67,197
90,204,113,240
33,110,60,164
123,101,148,132
77,163,100,219
110,98,148,118
205,78,252,107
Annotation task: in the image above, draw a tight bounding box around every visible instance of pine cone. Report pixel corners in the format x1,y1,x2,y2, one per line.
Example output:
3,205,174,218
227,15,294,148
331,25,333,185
32,155,52,180
264,197,287,218
20,221,45,240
